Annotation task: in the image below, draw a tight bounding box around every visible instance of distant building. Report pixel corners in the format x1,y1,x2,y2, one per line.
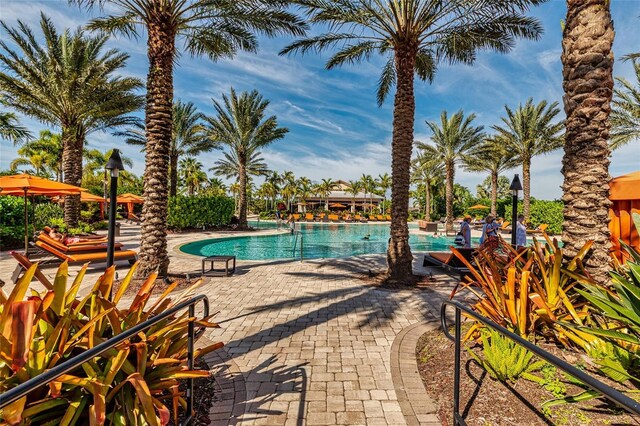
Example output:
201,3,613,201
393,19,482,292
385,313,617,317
298,180,383,212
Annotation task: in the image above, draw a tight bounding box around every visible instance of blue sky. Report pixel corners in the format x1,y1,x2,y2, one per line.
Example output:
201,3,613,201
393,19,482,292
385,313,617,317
1,0,639,200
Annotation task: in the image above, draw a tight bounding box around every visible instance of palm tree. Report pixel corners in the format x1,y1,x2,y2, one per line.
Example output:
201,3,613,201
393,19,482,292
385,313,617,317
118,100,211,197
610,58,640,150
179,157,207,196
265,171,282,210
73,0,306,276
296,177,313,212
282,0,542,282
418,110,484,230
346,180,362,213
411,154,444,222
281,170,296,211
83,148,134,199
0,111,31,143
204,177,227,197
0,15,143,226
359,174,376,213
9,130,62,179
377,173,392,212
316,178,336,210
206,88,287,228
464,136,519,216
493,98,564,221
561,0,614,284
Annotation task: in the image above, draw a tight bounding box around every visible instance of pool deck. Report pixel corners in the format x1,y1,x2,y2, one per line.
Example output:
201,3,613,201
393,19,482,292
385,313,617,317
0,222,475,425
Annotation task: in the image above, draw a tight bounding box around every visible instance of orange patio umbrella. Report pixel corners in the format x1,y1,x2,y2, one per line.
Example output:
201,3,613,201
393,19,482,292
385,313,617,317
609,171,640,260
0,173,84,254
80,192,107,220
468,204,489,210
116,193,143,219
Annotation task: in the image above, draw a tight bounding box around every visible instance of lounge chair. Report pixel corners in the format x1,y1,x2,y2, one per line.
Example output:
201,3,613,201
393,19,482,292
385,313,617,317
369,215,378,222
376,215,385,221
527,223,548,235
305,213,314,222
385,215,391,221
34,239,137,265
423,247,475,280
37,232,124,253
292,214,301,221
319,214,329,222
328,214,340,222
42,226,107,245
499,221,512,234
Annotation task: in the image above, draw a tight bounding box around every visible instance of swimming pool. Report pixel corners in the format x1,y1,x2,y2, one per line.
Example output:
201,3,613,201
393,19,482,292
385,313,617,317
180,222,478,261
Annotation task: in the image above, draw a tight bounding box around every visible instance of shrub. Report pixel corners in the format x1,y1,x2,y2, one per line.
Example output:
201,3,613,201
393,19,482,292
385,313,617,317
0,261,222,425
0,196,29,226
467,329,544,382
34,202,63,228
504,199,563,235
452,236,593,341
168,195,234,229
0,225,33,251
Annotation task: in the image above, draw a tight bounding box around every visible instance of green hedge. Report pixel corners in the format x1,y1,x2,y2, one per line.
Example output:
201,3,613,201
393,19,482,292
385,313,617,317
167,195,234,229
34,203,64,228
504,199,564,235
0,197,32,250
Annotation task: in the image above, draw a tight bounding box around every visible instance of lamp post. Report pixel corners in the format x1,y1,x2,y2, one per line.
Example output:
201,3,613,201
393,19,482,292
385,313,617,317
509,174,523,247
105,149,124,268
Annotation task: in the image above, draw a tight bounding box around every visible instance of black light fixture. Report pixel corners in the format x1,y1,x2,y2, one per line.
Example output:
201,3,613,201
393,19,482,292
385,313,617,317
105,149,125,268
510,174,523,247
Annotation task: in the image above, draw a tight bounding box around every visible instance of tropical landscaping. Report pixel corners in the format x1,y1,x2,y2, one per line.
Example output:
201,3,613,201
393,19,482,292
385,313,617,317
0,0,639,425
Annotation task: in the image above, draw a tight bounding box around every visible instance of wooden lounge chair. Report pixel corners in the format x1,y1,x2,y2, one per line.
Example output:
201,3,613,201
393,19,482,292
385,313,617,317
499,221,512,234
42,226,107,245
423,248,475,280
376,215,385,221
328,214,340,222
292,214,301,221
527,223,548,234
305,213,314,222
385,215,391,221
34,240,137,265
37,232,123,253
369,216,378,222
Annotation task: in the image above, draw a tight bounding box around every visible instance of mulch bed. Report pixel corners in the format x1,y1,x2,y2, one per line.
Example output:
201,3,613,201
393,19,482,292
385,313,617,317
169,359,219,426
112,274,210,298
417,328,640,426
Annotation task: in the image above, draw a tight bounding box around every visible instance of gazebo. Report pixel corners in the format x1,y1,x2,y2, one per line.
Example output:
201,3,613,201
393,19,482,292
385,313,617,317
609,171,640,260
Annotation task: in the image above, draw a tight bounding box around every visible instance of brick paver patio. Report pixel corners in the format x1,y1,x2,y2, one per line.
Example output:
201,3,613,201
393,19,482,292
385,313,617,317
0,223,469,425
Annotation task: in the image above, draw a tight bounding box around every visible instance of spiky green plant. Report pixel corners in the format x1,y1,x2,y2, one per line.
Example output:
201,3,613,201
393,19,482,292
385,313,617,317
0,261,221,425
467,329,545,383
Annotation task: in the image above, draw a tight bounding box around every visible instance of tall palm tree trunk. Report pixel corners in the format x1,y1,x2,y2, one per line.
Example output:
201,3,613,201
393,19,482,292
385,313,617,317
62,128,83,227
522,158,531,221
561,0,614,284
490,171,498,216
238,161,248,227
424,182,431,222
387,45,416,282
169,154,178,197
138,22,174,278
445,164,454,231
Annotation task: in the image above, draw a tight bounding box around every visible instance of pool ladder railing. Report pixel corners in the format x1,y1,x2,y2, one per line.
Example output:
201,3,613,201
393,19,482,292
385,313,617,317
292,230,304,261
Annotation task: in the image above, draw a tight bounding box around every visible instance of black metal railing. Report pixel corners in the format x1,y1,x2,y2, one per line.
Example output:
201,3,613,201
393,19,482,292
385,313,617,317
0,294,210,426
440,300,640,426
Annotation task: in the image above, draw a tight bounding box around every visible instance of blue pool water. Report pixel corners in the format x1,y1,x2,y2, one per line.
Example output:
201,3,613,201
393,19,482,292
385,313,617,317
180,222,478,261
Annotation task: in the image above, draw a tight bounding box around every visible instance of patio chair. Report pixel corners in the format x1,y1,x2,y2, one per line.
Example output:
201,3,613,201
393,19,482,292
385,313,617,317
385,215,391,221
423,247,475,280
36,232,123,253
527,223,548,234
328,214,340,222
305,213,314,222
34,239,137,265
369,215,378,222
292,214,301,221
376,215,385,221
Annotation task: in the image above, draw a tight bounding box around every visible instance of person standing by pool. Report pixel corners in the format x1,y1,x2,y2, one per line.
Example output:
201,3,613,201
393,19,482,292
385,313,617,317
460,215,472,248
479,215,499,245
516,214,527,248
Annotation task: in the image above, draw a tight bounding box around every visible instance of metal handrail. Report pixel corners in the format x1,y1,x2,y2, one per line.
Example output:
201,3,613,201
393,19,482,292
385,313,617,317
292,230,304,261
0,294,210,426
440,300,640,426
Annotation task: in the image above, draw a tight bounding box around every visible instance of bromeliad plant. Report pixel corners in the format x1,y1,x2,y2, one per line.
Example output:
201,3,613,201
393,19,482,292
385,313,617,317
452,236,593,342
0,261,222,425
